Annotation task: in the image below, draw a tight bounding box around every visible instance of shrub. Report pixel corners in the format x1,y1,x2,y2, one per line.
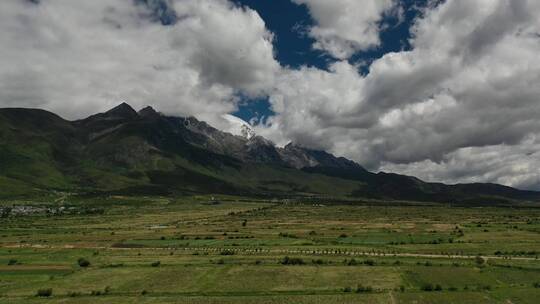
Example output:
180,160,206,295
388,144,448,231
346,258,358,266
67,291,81,297
399,285,405,292
481,285,492,291
216,259,225,264
77,258,90,268
339,233,348,238
421,283,434,291
434,284,443,291
36,288,53,297
279,232,298,238
533,282,540,288
356,284,373,293
475,256,486,266
343,286,352,292
281,256,305,265
151,261,161,267
220,250,235,255
7,259,18,265
141,290,148,295
363,259,375,266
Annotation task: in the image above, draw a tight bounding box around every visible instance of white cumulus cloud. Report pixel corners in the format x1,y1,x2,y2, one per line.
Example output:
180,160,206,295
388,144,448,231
0,0,278,124
259,0,540,190
293,0,399,59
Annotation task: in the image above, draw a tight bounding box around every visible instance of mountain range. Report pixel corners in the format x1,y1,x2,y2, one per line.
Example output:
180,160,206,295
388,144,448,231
1,103,539,205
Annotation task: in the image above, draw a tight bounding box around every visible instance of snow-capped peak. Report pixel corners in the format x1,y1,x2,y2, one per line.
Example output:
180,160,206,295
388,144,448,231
221,114,256,139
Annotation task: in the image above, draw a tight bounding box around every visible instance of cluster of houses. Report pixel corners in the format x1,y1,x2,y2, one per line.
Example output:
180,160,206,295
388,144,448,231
0,205,73,217
0,205,104,217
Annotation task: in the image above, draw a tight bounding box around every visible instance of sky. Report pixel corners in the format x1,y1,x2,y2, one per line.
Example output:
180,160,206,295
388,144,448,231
1,0,540,190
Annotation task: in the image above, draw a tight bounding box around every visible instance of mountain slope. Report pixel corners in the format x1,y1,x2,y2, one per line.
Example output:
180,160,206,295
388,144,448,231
0,104,539,204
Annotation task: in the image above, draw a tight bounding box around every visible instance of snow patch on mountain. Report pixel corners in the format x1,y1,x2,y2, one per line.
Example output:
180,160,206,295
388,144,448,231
222,114,256,139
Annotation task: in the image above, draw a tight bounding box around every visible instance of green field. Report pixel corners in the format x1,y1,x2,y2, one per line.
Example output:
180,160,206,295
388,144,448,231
1,196,539,303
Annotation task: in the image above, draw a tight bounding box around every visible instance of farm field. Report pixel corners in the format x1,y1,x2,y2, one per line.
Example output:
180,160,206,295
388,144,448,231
1,196,540,303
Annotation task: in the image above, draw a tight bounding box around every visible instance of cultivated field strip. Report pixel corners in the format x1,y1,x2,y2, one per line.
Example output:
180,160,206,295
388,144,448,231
1,197,539,303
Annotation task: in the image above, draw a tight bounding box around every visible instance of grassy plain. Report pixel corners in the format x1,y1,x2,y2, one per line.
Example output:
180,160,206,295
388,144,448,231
1,196,539,303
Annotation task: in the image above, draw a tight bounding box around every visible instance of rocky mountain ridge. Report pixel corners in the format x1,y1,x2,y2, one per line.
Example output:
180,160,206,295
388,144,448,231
0,103,539,204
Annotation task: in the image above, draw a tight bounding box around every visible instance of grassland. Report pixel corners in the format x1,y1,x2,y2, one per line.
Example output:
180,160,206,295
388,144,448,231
1,196,539,303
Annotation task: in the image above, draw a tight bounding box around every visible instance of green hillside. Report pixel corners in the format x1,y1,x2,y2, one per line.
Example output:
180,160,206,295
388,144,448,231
0,104,539,205
0,107,359,199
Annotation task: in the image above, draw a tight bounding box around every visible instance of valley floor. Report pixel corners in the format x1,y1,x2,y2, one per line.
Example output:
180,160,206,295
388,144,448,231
1,196,539,303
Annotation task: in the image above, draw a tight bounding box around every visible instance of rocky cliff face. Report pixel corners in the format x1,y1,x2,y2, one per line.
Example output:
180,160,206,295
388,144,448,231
130,106,366,171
